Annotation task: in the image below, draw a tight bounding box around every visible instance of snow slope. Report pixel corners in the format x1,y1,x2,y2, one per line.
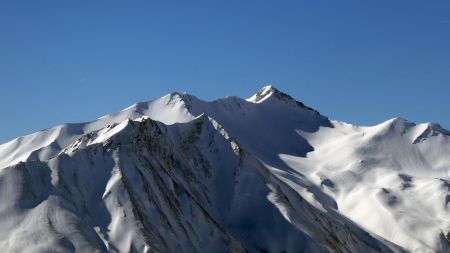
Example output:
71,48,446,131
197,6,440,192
0,92,195,169
0,86,448,253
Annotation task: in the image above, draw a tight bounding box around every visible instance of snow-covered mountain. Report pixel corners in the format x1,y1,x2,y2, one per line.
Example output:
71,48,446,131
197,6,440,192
0,86,448,253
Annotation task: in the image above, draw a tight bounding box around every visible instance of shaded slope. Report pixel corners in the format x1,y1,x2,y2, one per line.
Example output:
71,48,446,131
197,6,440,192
0,115,402,253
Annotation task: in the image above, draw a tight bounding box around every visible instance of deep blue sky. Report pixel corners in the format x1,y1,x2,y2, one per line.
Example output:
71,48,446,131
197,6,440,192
1,1,449,143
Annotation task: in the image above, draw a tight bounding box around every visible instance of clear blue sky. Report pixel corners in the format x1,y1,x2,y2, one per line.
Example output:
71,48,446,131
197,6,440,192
1,1,449,143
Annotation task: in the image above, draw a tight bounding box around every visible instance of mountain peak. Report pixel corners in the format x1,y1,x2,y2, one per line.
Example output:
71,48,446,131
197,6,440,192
247,85,321,115
247,85,280,103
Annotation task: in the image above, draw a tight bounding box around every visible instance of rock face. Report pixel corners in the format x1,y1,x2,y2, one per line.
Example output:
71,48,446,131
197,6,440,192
0,86,448,253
